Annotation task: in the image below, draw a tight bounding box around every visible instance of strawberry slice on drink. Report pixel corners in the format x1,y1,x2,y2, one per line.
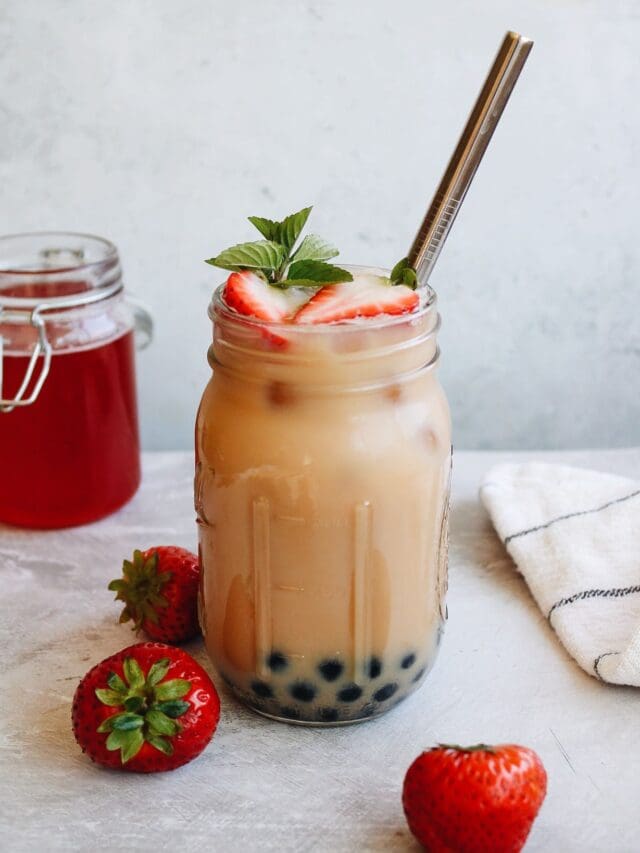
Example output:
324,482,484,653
293,274,419,324
224,271,310,322
223,270,312,348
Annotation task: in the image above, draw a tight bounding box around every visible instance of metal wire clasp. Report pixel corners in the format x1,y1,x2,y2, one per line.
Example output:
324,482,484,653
0,307,53,413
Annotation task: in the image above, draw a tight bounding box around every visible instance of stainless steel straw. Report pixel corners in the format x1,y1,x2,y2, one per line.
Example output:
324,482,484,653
407,30,533,286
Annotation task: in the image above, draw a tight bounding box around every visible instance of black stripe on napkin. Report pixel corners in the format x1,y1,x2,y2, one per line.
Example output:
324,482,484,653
504,488,640,545
548,585,640,621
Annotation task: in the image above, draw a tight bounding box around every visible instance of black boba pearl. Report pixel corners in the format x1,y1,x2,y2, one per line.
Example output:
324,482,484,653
360,702,376,717
374,682,399,702
401,653,416,669
318,707,339,723
290,681,317,702
251,679,274,698
337,683,363,702
267,651,288,672
318,659,344,682
367,656,382,679
280,706,301,720
412,667,426,684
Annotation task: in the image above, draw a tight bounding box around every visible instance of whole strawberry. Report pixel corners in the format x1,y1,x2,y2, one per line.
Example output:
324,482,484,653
109,546,200,643
72,642,220,772
403,744,547,853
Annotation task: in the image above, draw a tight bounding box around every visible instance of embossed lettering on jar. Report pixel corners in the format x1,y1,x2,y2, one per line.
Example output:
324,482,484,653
195,267,452,725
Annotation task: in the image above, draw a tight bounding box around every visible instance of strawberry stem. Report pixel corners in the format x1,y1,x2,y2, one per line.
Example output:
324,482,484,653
437,743,497,754
95,657,191,764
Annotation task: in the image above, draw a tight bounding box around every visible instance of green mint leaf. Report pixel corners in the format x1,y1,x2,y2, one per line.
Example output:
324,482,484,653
153,700,190,719
247,207,312,251
205,240,285,273
154,678,191,701
276,206,313,252
285,260,353,287
146,734,174,756
146,658,171,686
107,672,127,693
390,257,418,290
118,610,132,624
402,267,417,288
95,688,125,707
123,658,144,689
291,234,339,263
145,709,180,736
247,216,280,241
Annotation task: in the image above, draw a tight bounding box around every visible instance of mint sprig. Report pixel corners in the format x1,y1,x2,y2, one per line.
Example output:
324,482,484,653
205,206,352,287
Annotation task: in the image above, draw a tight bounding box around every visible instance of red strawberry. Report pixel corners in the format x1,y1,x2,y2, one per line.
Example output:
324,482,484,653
224,270,310,321
71,642,220,773
402,744,547,853
293,274,418,324
108,547,200,644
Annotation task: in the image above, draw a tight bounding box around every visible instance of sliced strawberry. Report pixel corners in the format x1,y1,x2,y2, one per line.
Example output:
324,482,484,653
293,274,419,324
224,270,310,322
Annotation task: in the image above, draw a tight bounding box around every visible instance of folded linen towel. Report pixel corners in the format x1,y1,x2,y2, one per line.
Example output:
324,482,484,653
480,462,640,687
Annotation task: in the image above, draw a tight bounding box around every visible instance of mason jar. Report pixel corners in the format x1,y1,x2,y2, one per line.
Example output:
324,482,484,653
0,232,152,529
195,267,452,725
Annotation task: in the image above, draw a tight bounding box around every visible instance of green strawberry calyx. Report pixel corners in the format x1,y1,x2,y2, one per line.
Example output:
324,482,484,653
436,743,497,754
205,205,354,288
96,657,191,763
108,549,170,633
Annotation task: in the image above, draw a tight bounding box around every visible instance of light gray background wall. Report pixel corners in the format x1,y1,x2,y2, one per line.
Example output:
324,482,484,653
1,0,638,450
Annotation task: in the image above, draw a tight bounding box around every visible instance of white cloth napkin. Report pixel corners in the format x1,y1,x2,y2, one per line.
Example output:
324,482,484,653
480,462,640,687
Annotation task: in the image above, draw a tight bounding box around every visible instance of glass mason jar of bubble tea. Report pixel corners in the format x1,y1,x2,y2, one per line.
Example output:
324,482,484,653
195,266,451,725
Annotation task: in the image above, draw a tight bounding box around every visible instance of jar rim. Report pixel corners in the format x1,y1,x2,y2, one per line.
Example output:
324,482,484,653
0,231,122,311
0,231,118,274
209,265,437,334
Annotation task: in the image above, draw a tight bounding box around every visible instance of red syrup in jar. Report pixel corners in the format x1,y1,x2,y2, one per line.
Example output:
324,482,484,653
0,330,140,528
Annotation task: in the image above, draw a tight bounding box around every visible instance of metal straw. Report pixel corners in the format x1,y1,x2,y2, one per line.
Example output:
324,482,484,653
407,30,533,286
